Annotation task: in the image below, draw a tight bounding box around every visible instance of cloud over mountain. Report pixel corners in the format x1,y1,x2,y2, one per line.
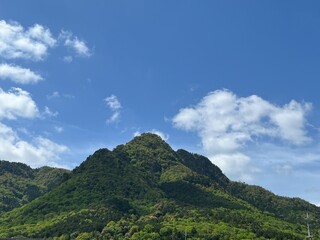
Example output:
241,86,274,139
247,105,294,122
0,123,68,167
0,87,68,167
173,89,311,180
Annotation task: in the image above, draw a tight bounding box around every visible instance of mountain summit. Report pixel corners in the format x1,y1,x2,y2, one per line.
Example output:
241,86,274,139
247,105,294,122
0,133,319,239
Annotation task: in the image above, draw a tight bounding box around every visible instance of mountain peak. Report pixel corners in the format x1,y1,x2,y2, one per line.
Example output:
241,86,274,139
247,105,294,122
1,136,320,239
127,133,171,151
131,132,166,143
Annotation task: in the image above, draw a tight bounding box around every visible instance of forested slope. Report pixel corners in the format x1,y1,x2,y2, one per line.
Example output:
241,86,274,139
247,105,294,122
0,160,70,213
0,133,318,239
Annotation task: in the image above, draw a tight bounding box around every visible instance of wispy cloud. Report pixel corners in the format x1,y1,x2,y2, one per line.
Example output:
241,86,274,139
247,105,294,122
0,63,43,84
46,91,75,100
47,91,60,100
108,112,120,123
60,30,92,57
43,106,58,118
105,94,122,110
105,95,122,123
173,89,312,181
54,126,64,133
63,55,73,63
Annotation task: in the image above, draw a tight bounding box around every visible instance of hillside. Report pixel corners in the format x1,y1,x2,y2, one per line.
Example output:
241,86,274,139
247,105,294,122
0,133,319,239
0,160,70,214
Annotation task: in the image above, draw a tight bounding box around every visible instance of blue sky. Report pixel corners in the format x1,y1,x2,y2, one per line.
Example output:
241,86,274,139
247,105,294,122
1,1,320,205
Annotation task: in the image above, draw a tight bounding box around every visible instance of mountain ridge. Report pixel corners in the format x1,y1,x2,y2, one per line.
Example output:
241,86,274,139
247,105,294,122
0,133,319,239
0,160,70,214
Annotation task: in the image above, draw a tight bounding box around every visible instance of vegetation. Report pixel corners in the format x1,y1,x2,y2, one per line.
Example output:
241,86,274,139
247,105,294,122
0,133,319,239
0,160,70,213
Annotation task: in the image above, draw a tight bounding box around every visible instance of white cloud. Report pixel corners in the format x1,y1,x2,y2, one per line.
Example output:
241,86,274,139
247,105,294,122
105,94,122,110
150,129,169,141
269,100,311,145
210,153,258,182
43,106,58,118
47,91,60,100
0,122,68,167
0,87,39,120
0,20,56,61
105,95,122,123
0,87,66,167
0,63,43,84
54,126,64,133
107,111,120,123
60,30,92,57
173,89,311,180
47,91,75,100
63,55,73,63
66,38,91,57
133,131,141,137
0,20,92,62
133,129,169,141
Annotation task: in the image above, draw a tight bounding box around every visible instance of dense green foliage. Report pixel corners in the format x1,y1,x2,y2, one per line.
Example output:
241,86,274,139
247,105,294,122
0,133,319,239
0,160,70,213
228,182,320,226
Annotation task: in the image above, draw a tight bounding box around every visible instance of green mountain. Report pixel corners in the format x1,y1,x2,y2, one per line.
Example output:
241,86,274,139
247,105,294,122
0,133,319,239
0,160,70,214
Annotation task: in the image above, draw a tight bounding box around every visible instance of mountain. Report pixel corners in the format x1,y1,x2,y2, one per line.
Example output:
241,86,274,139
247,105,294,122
0,133,319,239
0,160,70,214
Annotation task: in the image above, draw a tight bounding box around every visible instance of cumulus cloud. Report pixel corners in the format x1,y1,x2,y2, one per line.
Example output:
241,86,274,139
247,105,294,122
210,153,259,182
60,30,92,57
0,20,56,61
0,87,39,120
0,88,66,167
0,87,67,167
172,89,311,180
0,19,91,168
0,122,68,167
0,20,92,62
0,63,43,84
105,95,122,123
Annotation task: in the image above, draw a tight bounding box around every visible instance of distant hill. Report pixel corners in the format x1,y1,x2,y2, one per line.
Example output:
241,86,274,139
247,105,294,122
0,133,319,239
0,160,70,213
